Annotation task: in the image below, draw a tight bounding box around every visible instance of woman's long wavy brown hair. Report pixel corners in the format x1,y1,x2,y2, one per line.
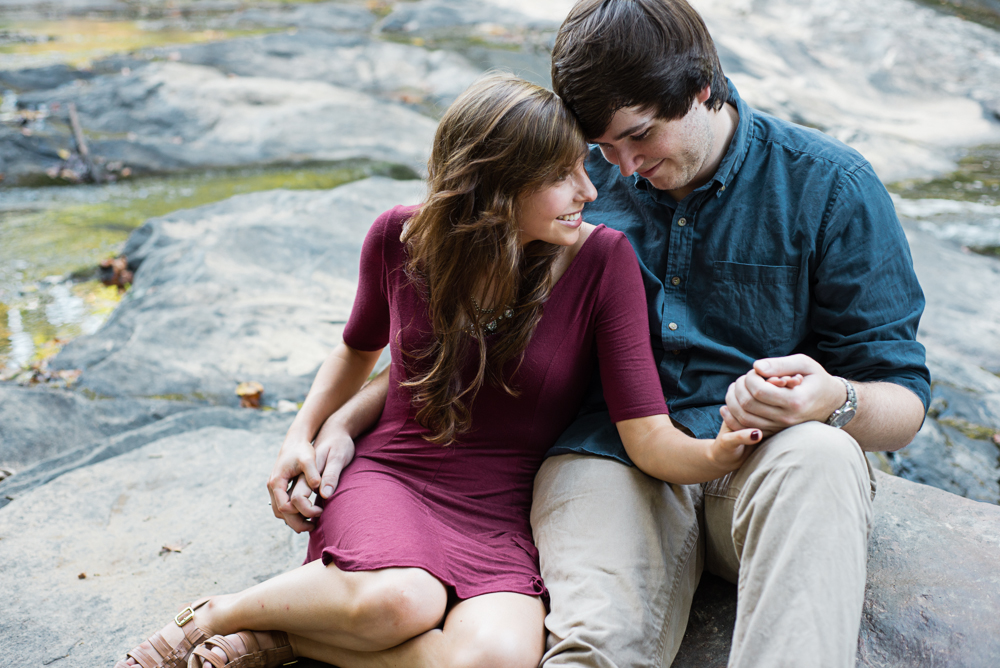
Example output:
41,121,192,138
401,73,587,445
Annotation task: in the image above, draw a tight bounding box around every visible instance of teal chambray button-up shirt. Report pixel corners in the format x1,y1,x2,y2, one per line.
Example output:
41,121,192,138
547,82,930,464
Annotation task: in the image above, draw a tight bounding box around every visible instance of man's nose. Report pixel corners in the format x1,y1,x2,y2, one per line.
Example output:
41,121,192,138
615,146,642,177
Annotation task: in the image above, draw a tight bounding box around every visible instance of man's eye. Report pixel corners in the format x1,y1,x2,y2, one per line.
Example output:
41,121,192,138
631,128,650,141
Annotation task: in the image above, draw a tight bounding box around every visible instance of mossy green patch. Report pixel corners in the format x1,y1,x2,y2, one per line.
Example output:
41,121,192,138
910,0,1000,31
889,145,1000,205
0,161,408,369
937,416,999,441
144,392,209,402
969,245,1000,258
0,20,272,69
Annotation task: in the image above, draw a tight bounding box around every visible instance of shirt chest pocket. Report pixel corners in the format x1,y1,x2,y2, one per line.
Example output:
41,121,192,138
701,261,800,358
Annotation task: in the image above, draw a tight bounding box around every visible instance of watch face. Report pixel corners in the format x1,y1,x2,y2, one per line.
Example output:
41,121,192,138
829,407,856,429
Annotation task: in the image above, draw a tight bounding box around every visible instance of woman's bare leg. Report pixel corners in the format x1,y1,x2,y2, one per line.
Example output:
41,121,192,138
290,591,546,668
199,560,448,649
120,560,447,666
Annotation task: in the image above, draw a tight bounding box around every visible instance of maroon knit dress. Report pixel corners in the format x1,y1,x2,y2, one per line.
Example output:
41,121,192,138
305,206,668,601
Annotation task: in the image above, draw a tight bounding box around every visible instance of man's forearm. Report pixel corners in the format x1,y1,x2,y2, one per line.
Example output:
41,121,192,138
844,381,925,452
326,365,390,438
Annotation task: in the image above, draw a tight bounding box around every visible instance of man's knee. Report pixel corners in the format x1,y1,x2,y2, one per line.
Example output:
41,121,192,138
757,421,869,488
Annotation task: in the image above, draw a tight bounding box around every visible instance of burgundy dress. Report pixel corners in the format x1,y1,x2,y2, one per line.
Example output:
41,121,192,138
305,206,668,601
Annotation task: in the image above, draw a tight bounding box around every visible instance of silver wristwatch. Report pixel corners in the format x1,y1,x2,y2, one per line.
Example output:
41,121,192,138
826,377,857,429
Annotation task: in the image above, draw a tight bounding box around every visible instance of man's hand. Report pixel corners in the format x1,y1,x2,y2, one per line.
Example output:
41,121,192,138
267,433,323,533
312,418,357,500
721,354,846,434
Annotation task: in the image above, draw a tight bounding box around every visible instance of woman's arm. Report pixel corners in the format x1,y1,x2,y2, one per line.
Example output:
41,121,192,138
268,343,381,532
617,415,762,485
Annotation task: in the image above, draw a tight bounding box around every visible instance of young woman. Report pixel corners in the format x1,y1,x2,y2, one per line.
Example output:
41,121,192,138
115,73,762,668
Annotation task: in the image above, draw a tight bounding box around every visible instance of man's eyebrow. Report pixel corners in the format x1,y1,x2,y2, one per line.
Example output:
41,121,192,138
613,121,650,141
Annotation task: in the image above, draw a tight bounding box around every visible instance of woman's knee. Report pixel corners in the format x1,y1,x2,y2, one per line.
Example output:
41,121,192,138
448,628,543,668
346,568,447,647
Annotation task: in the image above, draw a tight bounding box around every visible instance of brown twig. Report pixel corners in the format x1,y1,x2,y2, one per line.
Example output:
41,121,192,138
67,102,103,184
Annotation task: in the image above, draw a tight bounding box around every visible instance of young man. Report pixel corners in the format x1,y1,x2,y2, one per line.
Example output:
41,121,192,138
270,1,930,665
527,1,928,667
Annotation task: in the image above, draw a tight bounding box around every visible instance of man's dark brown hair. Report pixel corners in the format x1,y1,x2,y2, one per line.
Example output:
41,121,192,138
552,0,727,139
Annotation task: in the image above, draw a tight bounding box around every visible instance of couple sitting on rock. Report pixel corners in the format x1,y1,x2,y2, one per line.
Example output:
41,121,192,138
116,1,930,667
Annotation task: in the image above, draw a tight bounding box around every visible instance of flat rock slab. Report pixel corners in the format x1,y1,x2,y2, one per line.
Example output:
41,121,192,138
0,383,195,472
672,471,1000,667
153,30,483,111
887,221,1000,502
0,404,281,509
17,61,439,178
52,177,425,404
0,419,304,668
700,0,1000,182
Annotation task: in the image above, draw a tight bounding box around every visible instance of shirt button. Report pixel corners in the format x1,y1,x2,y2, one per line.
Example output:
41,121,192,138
677,218,687,227
672,349,680,355
671,276,681,286
668,322,678,331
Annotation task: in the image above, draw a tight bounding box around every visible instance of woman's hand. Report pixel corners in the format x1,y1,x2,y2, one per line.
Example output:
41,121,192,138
268,432,323,533
708,421,763,472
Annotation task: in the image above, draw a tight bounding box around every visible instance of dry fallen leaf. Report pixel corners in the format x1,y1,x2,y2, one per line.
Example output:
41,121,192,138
78,572,87,579
236,381,264,408
159,542,189,556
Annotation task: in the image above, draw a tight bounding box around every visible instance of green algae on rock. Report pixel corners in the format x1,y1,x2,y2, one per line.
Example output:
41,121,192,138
0,162,405,370
890,145,1000,205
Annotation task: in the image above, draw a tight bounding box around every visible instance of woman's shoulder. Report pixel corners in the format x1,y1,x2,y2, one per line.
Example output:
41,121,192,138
578,223,637,267
371,204,420,240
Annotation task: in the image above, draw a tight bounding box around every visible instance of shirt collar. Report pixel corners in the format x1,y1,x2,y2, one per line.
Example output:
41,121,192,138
633,78,753,202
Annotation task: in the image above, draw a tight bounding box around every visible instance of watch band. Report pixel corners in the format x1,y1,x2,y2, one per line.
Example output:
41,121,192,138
825,377,857,429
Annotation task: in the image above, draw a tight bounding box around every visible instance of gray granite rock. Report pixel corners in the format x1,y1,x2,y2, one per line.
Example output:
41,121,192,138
152,30,482,112
672,471,1000,667
701,0,1000,182
858,471,1000,666
376,0,550,34
0,383,195,472
17,61,439,176
874,220,1000,500
51,177,425,404
0,404,280,509
0,419,303,668
234,2,377,32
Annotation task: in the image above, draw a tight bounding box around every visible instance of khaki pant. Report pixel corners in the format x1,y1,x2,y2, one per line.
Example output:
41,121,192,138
530,421,875,668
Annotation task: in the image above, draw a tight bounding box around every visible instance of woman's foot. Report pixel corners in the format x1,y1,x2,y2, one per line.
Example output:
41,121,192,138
114,599,213,668
187,630,295,668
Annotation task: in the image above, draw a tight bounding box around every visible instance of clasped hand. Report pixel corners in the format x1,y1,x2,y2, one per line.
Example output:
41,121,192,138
721,353,847,436
267,419,356,533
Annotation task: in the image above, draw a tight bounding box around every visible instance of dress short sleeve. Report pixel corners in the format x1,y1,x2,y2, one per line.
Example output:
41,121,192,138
342,208,405,351
593,233,669,422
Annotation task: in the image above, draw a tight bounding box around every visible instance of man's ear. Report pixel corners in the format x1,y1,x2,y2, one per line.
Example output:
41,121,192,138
696,85,712,104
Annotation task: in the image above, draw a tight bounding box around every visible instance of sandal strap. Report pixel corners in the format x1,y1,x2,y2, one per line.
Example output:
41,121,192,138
127,645,161,668
148,633,175,659
122,599,213,668
189,645,228,668
187,631,296,668
239,631,263,654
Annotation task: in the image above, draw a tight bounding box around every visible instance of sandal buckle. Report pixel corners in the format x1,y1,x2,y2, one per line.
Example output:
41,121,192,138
174,606,195,627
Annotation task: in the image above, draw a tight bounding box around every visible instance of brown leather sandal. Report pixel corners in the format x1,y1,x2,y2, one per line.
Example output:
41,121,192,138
115,598,212,668
187,631,296,668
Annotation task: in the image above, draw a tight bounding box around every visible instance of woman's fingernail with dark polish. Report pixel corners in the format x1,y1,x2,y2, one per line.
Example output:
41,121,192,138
751,430,762,441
